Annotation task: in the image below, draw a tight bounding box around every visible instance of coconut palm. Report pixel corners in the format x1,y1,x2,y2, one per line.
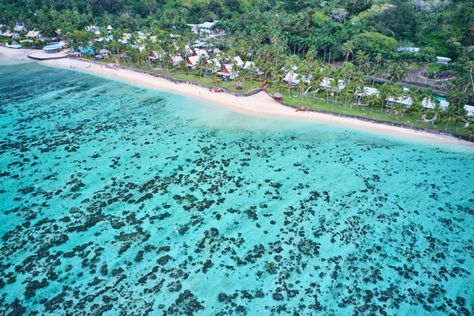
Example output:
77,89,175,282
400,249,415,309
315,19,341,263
389,62,409,82
342,42,353,63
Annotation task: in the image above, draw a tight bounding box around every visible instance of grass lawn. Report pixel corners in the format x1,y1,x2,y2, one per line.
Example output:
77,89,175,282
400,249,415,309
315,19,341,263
86,58,471,138
267,88,469,137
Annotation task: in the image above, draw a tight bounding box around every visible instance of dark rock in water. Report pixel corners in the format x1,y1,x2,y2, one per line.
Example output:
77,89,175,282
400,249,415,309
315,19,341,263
272,292,284,301
24,278,49,299
298,239,320,257
167,290,204,315
202,259,213,273
456,296,466,306
158,255,172,266
168,281,182,292
265,261,278,274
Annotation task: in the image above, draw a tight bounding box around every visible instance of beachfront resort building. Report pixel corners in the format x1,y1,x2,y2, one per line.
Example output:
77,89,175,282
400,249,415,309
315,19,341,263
25,30,42,39
187,55,201,69
355,87,380,105
421,97,450,110
43,42,65,54
283,70,301,86
194,49,209,59
218,64,238,80
386,96,413,108
171,55,184,66
320,77,346,92
207,58,222,73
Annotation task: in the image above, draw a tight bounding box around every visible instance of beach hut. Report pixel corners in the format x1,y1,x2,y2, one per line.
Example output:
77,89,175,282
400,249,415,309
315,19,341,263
218,64,238,80
148,51,162,62
26,30,42,39
320,77,346,92
465,105,474,117
355,87,380,105
171,55,184,66
283,70,300,86
1,30,13,38
436,56,451,64
273,92,283,100
229,56,244,68
194,48,209,59
187,55,200,69
386,96,413,108
421,98,449,110
14,23,25,32
207,58,221,72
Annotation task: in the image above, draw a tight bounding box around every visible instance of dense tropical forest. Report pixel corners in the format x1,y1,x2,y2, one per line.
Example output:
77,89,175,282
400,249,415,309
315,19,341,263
1,0,474,136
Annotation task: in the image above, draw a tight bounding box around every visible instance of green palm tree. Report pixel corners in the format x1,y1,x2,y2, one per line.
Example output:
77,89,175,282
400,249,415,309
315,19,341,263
389,62,409,82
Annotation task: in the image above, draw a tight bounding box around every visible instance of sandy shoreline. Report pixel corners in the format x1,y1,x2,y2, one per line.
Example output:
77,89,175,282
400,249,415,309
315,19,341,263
1,47,473,148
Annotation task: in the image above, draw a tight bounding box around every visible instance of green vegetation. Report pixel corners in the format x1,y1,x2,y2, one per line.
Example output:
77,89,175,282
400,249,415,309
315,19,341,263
1,0,473,138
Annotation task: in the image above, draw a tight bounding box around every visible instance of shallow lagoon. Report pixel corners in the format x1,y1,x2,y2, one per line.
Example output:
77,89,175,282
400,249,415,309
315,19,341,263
0,63,473,315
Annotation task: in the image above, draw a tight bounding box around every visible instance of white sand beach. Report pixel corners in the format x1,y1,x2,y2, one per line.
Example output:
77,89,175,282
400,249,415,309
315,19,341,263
1,47,473,148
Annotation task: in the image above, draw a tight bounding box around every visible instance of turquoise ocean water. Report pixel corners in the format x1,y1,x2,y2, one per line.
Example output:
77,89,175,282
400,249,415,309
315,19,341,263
0,62,473,315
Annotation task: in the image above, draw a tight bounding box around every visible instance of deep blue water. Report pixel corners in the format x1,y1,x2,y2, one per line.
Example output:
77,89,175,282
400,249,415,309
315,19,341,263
0,62,473,315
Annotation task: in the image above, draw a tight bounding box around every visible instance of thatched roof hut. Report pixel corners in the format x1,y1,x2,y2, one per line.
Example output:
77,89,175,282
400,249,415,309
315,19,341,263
273,92,283,100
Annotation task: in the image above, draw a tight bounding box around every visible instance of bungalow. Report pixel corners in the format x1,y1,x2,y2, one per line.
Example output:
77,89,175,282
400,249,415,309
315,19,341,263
194,48,209,58
465,105,474,118
386,96,413,108
436,56,451,64
107,25,113,32
421,97,449,110
283,70,300,86
14,23,26,32
187,55,206,69
1,30,13,38
218,64,238,80
207,58,222,72
171,55,184,66
355,86,380,105
148,51,162,62
243,61,262,75
25,30,42,39
229,56,244,68
320,77,346,92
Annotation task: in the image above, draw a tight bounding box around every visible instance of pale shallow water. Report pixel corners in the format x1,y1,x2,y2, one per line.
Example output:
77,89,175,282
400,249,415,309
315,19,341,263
0,63,473,315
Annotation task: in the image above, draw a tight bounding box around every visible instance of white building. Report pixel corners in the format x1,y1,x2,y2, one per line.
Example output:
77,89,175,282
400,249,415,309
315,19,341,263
397,47,420,53
320,77,346,92
421,98,449,110
171,55,184,66
194,49,209,59
386,96,413,108
436,56,451,64
218,64,238,80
